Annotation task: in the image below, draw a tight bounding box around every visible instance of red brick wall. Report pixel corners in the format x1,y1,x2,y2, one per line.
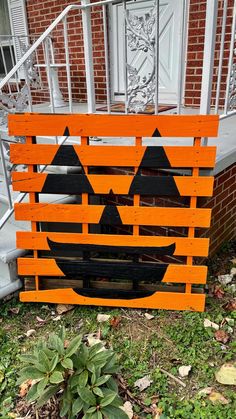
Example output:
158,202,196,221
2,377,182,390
26,0,106,104
185,0,234,108
202,162,236,255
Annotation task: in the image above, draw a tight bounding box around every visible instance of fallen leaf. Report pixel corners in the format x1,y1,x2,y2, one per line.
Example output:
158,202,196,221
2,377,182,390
218,274,233,285
97,314,111,323
36,316,46,323
215,363,236,385
214,329,229,344
9,307,20,315
178,365,192,378
56,304,74,315
110,316,121,328
144,313,155,320
213,285,225,299
19,379,32,397
0,370,4,384
223,299,236,311
121,401,133,418
208,391,229,405
230,257,236,264
204,319,219,330
64,339,70,348
134,375,153,392
198,387,214,396
230,267,236,276
24,329,36,338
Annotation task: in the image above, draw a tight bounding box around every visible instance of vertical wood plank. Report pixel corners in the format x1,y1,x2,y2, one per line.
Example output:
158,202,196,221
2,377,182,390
26,136,39,291
186,137,201,293
81,135,90,288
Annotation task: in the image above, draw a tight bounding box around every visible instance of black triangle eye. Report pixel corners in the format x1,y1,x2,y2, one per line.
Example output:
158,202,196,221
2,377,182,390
152,128,162,137
63,126,70,136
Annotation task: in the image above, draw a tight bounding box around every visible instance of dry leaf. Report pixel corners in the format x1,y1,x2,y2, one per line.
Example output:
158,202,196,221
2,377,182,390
223,299,236,311
134,375,153,391
215,363,236,385
144,313,155,320
218,274,233,285
152,407,163,419
230,257,236,264
9,307,20,315
19,380,32,397
36,316,46,323
208,391,229,405
213,285,225,299
178,365,192,378
230,267,236,276
214,329,229,344
56,304,74,315
198,387,214,396
121,401,133,418
110,316,121,328
52,315,61,321
97,314,111,322
24,329,36,338
204,319,219,330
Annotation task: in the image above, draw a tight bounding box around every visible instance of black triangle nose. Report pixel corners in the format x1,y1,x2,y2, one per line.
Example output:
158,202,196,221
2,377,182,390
99,205,122,225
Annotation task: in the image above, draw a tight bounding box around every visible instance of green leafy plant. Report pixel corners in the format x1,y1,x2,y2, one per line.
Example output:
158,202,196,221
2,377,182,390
17,327,128,419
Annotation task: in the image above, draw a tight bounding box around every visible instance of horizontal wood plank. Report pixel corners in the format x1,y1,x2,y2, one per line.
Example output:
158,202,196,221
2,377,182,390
17,258,207,284
16,232,210,257
8,114,219,137
19,288,205,311
15,204,212,227
10,144,217,168
12,172,214,197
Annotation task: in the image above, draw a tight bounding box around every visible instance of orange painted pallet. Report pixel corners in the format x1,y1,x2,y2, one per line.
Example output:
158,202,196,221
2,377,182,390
9,113,219,311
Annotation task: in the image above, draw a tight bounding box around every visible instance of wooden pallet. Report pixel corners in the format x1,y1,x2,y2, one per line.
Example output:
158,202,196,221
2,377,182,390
9,113,219,311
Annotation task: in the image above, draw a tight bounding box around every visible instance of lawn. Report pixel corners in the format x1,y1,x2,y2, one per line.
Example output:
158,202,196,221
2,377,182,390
0,241,235,418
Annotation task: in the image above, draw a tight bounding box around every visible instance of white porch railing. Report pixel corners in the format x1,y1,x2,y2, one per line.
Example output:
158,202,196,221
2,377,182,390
0,0,236,231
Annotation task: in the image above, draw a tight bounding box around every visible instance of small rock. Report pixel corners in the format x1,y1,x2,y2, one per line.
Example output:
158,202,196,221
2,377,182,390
121,401,133,419
178,365,192,378
134,375,153,391
218,274,233,285
144,313,154,320
204,319,219,330
97,314,111,322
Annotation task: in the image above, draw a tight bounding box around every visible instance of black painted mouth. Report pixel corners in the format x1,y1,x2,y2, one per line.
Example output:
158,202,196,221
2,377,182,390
47,238,176,257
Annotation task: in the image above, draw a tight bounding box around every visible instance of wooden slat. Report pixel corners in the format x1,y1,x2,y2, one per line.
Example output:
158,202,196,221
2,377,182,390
12,172,214,197
8,114,219,137
17,258,207,284
15,203,212,227
10,144,217,168
19,288,205,311
16,232,210,257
